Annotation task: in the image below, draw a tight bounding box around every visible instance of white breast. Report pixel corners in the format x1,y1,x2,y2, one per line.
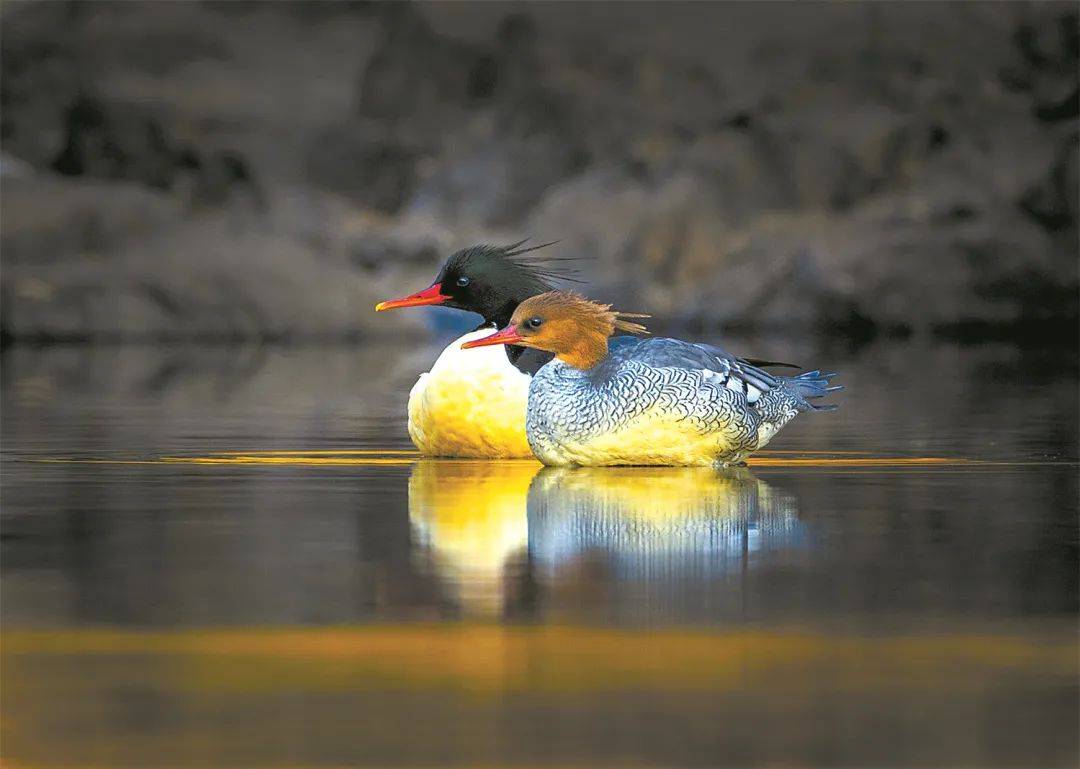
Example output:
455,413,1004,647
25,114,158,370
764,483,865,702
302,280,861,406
407,329,534,458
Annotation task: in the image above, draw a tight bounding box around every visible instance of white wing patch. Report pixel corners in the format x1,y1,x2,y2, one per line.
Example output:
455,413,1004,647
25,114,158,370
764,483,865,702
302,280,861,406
714,357,763,403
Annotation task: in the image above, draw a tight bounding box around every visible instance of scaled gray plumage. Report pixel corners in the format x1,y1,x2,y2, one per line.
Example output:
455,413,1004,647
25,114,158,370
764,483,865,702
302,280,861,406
526,336,840,466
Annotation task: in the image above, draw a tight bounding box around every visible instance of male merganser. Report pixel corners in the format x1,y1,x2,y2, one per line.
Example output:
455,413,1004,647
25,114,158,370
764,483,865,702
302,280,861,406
464,291,841,466
374,241,575,457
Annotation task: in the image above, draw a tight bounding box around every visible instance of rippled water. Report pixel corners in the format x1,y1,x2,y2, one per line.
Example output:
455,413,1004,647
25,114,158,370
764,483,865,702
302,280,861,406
2,338,1077,767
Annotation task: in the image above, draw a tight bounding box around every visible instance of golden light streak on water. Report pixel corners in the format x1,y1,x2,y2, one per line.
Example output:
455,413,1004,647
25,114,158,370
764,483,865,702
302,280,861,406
752,456,974,466
160,455,419,466
3,625,1075,694
6,623,1074,768
20,451,1076,468
212,449,422,455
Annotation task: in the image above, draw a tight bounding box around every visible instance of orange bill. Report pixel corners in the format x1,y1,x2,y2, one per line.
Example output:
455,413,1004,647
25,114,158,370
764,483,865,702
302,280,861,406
461,326,525,349
375,283,450,311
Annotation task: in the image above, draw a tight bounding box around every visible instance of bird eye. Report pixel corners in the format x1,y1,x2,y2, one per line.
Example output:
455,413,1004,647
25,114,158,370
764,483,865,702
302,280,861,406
524,317,543,330
455,276,470,287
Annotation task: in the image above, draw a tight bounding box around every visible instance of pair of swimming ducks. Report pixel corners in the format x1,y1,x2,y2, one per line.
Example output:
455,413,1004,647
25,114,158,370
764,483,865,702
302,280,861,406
376,241,841,466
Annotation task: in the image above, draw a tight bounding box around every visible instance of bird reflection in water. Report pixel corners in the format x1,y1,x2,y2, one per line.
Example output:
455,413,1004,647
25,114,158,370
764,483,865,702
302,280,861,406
408,460,537,616
408,461,804,620
529,466,803,573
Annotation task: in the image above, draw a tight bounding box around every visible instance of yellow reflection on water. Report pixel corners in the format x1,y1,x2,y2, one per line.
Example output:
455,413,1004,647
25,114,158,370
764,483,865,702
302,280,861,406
3,623,1075,769
24,450,423,466
409,460,539,616
4,624,1074,693
406,463,803,615
528,466,800,572
530,465,786,522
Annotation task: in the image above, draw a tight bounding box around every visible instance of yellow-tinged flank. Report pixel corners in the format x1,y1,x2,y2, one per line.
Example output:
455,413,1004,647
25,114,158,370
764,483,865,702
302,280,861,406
408,330,534,458
543,407,750,466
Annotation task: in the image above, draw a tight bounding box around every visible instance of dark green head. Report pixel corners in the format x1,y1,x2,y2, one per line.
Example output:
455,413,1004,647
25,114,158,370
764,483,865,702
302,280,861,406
376,239,577,328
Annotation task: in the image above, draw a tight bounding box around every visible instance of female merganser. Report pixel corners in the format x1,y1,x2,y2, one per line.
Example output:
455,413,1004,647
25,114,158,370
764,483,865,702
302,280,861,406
374,241,575,457
464,291,841,466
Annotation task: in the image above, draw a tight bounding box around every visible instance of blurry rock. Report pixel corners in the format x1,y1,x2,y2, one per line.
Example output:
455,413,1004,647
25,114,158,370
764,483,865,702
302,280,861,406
51,95,178,189
529,160,1074,334
405,112,587,227
1020,134,1079,235
3,221,382,342
1,1,233,168
307,123,423,214
0,3,82,169
1,0,1076,340
2,176,182,265
1,176,410,341
679,131,795,216
177,147,265,211
1002,7,1079,123
402,35,590,226
357,2,485,126
326,6,585,222
202,1,377,23
48,94,263,209
0,152,35,178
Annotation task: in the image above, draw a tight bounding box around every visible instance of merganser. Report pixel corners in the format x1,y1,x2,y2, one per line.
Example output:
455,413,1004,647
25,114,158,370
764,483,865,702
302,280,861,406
463,291,841,466
374,241,576,457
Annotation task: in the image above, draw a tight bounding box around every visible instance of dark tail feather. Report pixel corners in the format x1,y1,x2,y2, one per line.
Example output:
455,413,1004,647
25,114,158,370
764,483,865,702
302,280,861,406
743,357,802,370
786,370,842,411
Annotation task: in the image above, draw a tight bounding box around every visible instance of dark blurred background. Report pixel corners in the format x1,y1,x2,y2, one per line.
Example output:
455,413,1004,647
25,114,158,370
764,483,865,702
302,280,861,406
3,6,1079,767
2,0,1077,344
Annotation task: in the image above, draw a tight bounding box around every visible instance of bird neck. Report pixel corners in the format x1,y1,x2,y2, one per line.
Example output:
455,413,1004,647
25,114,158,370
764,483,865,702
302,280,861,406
556,329,609,370
487,296,527,330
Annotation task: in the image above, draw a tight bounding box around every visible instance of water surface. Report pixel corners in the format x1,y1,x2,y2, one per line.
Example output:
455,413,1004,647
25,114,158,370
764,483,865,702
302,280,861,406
2,338,1077,767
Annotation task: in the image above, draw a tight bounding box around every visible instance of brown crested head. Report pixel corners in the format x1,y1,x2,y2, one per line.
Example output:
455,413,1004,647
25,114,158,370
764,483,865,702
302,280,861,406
462,291,649,369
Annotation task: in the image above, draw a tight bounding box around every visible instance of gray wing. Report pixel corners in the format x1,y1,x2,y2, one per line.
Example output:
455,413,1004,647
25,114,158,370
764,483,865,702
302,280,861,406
610,338,780,404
